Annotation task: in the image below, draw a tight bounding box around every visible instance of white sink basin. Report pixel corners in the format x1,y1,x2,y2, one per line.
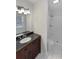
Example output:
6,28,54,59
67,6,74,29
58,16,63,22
20,37,31,44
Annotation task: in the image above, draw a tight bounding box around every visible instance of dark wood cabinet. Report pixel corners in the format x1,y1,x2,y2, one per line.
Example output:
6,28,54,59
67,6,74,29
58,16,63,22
16,49,25,59
16,36,41,59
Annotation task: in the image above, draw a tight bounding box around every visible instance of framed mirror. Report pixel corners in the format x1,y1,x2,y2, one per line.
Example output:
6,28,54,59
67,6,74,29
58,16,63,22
16,12,26,34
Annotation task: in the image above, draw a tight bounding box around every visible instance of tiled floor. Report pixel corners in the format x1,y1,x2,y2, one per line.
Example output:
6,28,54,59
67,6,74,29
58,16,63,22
35,54,46,59
36,39,62,59
36,54,62,59
48,55,61,59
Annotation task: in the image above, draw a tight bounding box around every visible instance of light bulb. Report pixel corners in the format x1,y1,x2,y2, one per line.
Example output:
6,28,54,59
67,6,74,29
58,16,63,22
18,10,22,14
24,10,31,15
16,7,19,12
21,8,24,13
24,12,27,15
24,10,27,15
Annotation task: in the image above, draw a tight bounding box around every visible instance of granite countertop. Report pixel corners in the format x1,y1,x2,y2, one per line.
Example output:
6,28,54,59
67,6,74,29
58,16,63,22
16,33,41,52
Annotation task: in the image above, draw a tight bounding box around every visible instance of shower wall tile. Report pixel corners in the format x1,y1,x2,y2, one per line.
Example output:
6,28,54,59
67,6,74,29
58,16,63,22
48,16,62,46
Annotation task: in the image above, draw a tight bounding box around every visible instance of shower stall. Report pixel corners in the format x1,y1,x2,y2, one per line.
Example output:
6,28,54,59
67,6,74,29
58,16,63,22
47,0,62,59
35,0,62,59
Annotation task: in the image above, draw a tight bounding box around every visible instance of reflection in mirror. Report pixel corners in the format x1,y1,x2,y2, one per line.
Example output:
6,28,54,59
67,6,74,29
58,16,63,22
16,12,26,34
16,14,23,28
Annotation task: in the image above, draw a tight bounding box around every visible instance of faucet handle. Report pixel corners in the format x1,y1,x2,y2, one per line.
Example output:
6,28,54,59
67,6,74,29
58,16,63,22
22,34,26,38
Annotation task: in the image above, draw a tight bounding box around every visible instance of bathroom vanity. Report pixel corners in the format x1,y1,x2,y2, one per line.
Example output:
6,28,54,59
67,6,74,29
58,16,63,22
16,32,41,59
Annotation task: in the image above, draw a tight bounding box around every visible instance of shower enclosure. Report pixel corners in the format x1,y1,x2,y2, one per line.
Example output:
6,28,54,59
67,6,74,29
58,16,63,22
47,0,62,59
34,0,62,59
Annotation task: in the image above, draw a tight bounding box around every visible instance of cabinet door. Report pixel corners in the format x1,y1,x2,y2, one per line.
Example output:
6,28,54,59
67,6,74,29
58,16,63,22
24,43,34,59
31,38,41,58
24,51,29,59
16,51,25,59
23,46,31,59
27,51,33,59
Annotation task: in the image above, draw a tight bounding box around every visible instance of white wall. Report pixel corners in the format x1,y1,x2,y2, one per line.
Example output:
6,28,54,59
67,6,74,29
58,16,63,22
32,0,48,55
26,14,33,31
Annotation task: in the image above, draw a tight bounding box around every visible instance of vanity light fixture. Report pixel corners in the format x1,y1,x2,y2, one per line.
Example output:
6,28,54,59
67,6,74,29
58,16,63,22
24,9,31,15
21,8,25,13
16,6,31,15
18,10,22,14
16,6,22,14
